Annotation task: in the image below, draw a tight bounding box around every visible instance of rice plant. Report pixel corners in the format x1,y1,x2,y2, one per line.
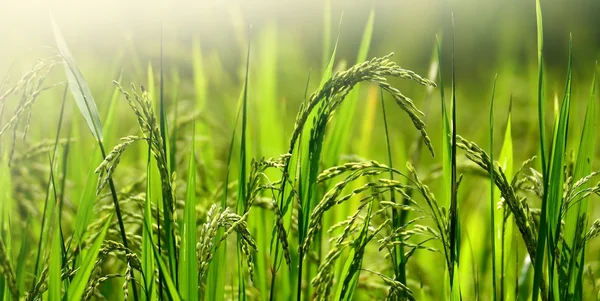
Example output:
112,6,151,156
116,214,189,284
1,1,600,300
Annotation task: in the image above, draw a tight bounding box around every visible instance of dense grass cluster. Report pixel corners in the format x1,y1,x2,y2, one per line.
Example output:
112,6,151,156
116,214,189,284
1,1,600,300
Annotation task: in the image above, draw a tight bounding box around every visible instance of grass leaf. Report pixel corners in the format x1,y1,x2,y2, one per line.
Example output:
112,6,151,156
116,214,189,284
50,14,104,142
532,0,548,298
179,125,198,301
142,136,157,301
49,205,62,301
564,58,596,300
489,74,498,301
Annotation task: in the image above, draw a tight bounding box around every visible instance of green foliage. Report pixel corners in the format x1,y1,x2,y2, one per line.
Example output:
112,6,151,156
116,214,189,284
3,4,600,301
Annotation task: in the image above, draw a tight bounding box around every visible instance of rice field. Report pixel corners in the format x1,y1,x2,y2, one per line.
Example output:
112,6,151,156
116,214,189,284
1,0,600,300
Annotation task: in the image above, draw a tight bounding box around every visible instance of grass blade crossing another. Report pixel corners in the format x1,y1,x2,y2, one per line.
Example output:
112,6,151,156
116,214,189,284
564,64,596,299
52,14,140,301
67,214,113,301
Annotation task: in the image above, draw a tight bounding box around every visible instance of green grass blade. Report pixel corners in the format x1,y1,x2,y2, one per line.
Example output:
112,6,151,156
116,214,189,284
435,36,451,208
179,126,198,301
564,58,595,301
15,217,30,293
151,76,177,293
532,0,547,299
32,87,68,284
319,13,342,89
296,15,343,300
72,160,99,242
236,31,252,301
102,71,123,147
0,152,13,300
546,36,572,301
334,201,374,301
67,214,113,301
381,88,407,284
449,15,461,300
53,13,139,301
192,39,215,184
489,75,498,301
142,136,157,301
142,215,182,301
148,60,177,292
49,204,62,301
436,35,453,296
497,96,515,300
324,9,374,166
321,0,331,73
50,14,104,142
205,85,244,301
159,26,170,173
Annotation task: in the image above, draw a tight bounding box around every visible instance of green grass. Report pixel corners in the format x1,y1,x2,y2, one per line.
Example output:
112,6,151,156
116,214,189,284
2,2,600,301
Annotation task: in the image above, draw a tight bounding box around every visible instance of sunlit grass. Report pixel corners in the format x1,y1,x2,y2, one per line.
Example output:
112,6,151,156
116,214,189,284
0,2,599,301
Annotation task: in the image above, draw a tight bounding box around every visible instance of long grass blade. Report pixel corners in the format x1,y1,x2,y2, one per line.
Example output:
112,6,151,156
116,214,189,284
532,0,548,298
381,88,407,284
179,125,198,301
545,35,572,301
142,135,157,301
497,96,515,300
489,75,498,301
52,13,140,301
236,29,252,301
50,14,103,142
565,64,596,299
49,201,62,301
449,14,461,301
296,15,343,301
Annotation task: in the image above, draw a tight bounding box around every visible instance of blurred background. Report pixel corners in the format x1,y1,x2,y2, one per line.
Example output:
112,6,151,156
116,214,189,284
2,0,599,162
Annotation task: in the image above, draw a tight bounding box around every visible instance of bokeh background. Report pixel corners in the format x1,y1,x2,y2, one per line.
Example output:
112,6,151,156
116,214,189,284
2,0,600,162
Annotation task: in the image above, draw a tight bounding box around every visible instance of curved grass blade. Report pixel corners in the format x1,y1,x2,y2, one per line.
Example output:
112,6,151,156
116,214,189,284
50,14,103,142
532,0,547,298
52,13,139,301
